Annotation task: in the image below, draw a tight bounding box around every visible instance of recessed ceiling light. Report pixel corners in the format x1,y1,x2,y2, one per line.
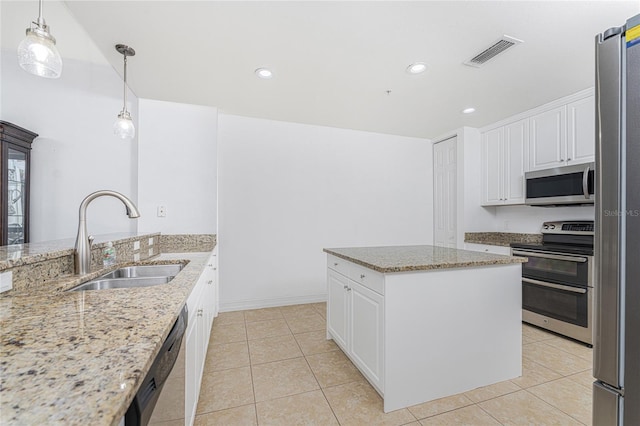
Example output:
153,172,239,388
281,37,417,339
406,62,427,74
462,107,476,114
255,68,273,79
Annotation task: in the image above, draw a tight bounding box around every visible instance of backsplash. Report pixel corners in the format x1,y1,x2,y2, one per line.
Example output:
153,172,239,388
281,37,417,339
3,234,160,293
0,233,215,294
465,232,543,247
160,234,216,253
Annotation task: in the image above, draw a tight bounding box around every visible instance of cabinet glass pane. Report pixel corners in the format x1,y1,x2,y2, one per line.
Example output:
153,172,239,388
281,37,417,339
7,148,27,244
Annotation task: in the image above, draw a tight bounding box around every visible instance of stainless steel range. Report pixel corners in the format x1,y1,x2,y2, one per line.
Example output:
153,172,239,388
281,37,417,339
511,221,594,346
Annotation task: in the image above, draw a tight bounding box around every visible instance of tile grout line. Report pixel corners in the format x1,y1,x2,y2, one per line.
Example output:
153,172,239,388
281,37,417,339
474,402,508,426
522,387,589,425
289,307,343,425
242,310,261,426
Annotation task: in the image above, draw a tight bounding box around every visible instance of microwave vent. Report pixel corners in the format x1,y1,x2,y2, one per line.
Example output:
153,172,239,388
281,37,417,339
463,35,523,68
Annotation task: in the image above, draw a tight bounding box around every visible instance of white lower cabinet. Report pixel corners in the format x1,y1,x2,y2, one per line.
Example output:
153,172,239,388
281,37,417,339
327,257,384,393
184,248,218,425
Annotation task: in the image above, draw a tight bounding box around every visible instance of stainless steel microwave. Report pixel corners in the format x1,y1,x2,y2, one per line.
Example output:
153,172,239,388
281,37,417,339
525,163,595,206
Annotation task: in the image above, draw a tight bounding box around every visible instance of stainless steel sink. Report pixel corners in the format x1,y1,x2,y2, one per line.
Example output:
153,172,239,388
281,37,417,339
70,276,173,291
99,264,183,279
68,263,184,292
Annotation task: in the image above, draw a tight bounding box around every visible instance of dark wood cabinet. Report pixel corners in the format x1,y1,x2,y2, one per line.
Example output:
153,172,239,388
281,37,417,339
1,121,38,246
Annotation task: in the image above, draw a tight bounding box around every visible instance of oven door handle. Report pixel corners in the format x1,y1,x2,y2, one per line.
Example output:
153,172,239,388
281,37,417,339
522,277,588,294
511,250,588,263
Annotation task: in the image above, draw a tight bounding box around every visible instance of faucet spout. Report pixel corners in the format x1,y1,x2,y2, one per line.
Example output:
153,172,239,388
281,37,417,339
74,190,140,275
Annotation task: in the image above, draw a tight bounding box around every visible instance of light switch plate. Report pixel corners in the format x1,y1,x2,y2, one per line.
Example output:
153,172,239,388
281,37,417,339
0,271,13,293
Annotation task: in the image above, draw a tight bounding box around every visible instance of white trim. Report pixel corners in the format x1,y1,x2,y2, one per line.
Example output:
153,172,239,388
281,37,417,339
480,87,594,133
219,293,327,312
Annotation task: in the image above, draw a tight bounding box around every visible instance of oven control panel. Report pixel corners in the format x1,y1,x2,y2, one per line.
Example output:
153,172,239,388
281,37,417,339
542,221,594,235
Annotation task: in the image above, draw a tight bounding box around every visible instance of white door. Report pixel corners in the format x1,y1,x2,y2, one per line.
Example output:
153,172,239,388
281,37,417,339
433,137,457,248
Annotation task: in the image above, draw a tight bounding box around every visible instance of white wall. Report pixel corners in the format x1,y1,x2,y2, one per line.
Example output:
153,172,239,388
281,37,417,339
218,114,433,310
1,52,139,242
137,99,217,234
1,1,140,242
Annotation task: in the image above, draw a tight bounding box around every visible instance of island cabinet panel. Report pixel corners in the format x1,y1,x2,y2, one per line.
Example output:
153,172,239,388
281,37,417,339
327,269,349,350
326,249,523,413
350,281,384,392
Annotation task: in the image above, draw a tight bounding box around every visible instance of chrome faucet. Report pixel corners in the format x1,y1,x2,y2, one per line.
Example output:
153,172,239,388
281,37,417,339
74,190,140,275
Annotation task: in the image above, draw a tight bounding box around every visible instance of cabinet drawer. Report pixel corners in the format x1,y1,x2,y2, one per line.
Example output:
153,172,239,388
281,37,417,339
349,263,384,295
328,255,351,277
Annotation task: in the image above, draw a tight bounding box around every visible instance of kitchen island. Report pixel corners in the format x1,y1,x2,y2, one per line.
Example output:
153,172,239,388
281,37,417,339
323,245,526,413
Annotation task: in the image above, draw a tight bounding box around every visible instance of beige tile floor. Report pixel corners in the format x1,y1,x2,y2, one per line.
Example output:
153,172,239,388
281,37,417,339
189,303,595,425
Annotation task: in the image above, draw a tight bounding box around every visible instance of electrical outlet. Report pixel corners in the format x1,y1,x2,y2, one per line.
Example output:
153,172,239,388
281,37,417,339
133,253,140,262
133,241,140,250
0,271,13,293
157,206,167,217
149,238,154,246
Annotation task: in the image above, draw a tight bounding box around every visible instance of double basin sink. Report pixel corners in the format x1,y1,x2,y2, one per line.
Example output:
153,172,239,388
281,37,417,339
69,264,184,291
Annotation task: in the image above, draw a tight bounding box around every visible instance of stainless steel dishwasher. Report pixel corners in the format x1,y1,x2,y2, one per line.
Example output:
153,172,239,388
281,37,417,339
124,305,188,426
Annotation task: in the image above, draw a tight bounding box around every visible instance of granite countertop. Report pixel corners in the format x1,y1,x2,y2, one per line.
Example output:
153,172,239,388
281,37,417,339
0,252,209,425
323,245,526,273
0,232,160,271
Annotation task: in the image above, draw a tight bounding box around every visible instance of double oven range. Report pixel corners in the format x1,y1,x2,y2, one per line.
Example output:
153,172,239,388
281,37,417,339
511,221,594,346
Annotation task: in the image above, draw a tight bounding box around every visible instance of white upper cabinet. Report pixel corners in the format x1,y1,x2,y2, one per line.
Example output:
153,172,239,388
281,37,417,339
529,94,595,171
481,119,527,206
566,96,596,166
528,106,567,171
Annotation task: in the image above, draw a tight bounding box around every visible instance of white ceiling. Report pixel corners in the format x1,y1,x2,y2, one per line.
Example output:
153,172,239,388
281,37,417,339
8,1,640,139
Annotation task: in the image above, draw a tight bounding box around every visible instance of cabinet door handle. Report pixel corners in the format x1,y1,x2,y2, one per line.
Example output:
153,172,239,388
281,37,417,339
197,309,203,316
360,274,365,279
343,285,349,290
334,262,338,266
208,263,214,267
207,280,213,285
567,157,572,161
347,287,352,292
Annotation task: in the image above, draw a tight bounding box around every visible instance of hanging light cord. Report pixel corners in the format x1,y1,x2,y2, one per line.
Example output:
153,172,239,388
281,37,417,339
122,53,128,114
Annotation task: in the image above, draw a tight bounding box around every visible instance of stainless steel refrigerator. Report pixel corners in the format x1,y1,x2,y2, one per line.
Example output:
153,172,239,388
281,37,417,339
594,13,640,426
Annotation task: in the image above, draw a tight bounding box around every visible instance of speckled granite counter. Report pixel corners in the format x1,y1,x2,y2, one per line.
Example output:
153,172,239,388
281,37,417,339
0,252,210,425
464,232,542,247
323,245,526,273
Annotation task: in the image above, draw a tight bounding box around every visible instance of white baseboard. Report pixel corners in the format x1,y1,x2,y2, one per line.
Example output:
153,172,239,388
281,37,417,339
219,293,327,312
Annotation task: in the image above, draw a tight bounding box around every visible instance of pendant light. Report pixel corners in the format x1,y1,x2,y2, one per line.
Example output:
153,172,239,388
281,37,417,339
113,44,136,140
17,0,62,78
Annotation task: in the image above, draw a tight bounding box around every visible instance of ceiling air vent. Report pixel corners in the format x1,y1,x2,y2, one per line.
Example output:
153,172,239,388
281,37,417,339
463,35,523,68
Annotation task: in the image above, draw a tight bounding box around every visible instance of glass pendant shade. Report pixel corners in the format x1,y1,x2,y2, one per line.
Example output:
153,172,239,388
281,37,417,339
113,111,135,139
18,0,62,80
